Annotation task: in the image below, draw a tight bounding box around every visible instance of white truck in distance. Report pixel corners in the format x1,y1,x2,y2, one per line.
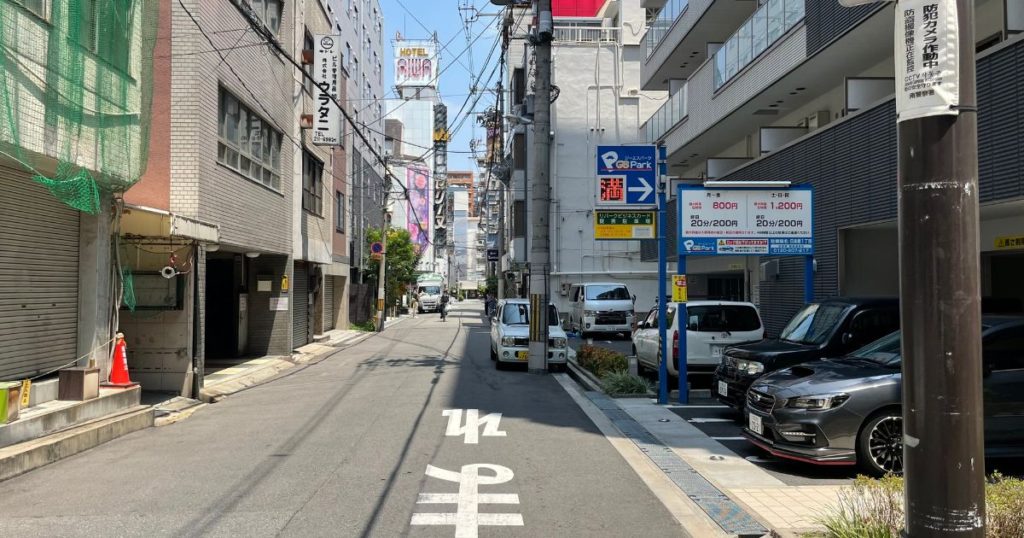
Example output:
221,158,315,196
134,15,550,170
416,273,445,313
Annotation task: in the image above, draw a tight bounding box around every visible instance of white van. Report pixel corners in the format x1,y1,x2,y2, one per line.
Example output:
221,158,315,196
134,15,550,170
566,282,635,336
631,301,765,377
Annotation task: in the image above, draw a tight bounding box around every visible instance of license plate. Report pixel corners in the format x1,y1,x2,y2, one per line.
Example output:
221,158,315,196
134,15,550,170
711,345,723,358
718,380,728,397
749,413,763,436
516,351,529,361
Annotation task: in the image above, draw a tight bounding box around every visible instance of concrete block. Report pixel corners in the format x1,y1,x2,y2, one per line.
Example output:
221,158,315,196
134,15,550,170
27,378,59,407
0,386,141,448
0,406,153,482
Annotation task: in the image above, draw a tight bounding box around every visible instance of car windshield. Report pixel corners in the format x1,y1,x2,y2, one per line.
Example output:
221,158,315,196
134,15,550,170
779,304,848,345
849,331,902,367
419,286,440,295
685,306,760,332
586,285,630,300
502,304,560,326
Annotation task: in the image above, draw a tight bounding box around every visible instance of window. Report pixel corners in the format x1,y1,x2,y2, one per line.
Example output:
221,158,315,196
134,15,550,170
302,150,324,215
685,306,761,332
217,87,282,190
12,0,47,18
78,0,132,72
585,285,630,301
984,326,1024,372
303,30,315,95
249,0,282,35
335,191,346,232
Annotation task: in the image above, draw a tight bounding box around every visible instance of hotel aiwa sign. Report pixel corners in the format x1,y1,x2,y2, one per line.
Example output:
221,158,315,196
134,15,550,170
395,42,438,87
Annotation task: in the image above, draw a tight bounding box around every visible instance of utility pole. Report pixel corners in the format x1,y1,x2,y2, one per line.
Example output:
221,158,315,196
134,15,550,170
376,174,390,332
527,0,552,374
896,0,984,534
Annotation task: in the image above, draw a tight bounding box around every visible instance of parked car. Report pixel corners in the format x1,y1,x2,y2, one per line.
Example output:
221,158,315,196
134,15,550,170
714,297,899,410
743,316,1024,475
490,299,569,370
632,301,765,378
566,282,635,337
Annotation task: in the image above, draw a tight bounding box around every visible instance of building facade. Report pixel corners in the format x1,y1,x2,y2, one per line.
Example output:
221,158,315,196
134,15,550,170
641,0,1024,332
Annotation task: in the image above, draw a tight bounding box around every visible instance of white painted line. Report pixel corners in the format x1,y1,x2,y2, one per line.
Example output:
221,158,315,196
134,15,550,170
711,437,747,441
666,404,729,409
442,409,507,444
687,418,735,423
412,464,523,538
418,493,520,504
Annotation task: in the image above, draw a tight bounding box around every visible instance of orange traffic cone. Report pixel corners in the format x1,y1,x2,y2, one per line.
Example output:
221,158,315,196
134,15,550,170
104,333,137,388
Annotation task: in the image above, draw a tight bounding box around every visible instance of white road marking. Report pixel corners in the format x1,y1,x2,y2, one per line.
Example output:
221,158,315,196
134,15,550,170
665,404,728,409
442,409,507,444
711,436,747,441
411,463,524,538
686,417,734,423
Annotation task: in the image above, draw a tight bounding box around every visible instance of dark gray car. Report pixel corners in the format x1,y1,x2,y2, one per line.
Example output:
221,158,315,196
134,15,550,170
743,317,1024,475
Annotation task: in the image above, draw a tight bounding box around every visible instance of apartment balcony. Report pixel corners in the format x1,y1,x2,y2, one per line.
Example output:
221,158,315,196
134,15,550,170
552,25,619,45
645,2,893,175
642,0,758,91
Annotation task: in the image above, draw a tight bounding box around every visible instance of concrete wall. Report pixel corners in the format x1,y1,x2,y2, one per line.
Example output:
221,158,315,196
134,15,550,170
120,246,195,394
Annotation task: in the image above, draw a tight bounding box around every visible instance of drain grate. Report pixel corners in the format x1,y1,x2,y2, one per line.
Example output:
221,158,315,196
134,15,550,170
586,393,768,537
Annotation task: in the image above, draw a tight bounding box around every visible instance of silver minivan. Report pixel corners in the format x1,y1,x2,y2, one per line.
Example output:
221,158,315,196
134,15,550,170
567,282,635,336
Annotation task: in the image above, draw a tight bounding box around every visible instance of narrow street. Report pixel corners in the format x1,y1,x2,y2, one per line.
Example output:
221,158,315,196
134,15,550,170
0,303,686,537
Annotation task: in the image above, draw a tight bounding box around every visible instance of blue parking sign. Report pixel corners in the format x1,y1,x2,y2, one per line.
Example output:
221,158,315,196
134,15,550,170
596,145,657,206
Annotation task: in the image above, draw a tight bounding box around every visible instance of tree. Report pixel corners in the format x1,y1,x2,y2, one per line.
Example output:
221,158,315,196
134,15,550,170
365,228,421,311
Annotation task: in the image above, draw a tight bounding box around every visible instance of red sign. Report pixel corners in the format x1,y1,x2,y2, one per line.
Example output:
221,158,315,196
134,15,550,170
598,176,626,203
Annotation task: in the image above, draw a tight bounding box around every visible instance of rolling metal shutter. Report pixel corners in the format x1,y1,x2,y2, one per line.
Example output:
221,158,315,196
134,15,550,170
0,170,80,379
323,277,335,331
292,262,309,348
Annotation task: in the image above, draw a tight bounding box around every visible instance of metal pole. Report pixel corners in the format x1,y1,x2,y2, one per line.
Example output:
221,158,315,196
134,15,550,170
376,183,390,332
657,147,668,405
527,0,552,374
900,0,984,534
804,255,814,304
677,255,687,404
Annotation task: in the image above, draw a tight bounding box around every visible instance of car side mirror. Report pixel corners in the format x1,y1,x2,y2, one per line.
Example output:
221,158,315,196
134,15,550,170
632,294,637,303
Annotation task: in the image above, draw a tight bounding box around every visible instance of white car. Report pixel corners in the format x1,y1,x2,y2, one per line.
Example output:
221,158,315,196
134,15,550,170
631,301,765,378
490,299,569,371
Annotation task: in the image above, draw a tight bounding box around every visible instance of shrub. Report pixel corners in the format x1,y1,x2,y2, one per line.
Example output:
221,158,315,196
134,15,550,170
352,320,376,332
817,473,1024,538
601,370,652,395
576,345,628,378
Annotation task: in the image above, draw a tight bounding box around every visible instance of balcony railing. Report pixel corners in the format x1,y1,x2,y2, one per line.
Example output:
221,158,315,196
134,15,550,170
553,25,619,44
644,0,689,59
713,0,804,90
644,85,687,143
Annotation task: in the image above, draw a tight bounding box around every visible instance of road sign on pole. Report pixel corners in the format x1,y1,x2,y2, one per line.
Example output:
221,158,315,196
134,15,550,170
596,146,658,206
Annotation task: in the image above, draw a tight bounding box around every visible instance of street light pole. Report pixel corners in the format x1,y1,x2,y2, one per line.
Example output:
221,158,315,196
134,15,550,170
527,0,553,374
897,0,984,535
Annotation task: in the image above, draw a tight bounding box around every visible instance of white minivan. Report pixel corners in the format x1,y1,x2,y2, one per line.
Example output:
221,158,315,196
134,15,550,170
631,301,765,377
566,282,635,336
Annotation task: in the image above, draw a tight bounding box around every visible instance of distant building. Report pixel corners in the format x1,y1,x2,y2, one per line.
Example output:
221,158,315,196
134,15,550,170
448,171,476,217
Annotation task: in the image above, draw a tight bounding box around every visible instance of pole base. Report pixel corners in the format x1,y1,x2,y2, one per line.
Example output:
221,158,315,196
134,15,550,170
528,368,548,375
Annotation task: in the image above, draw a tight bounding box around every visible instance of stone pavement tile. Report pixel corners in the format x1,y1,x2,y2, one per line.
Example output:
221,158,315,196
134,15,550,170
727,486,843,532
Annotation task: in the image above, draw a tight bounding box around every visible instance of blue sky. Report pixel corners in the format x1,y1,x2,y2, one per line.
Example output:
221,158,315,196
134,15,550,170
379,0,503,176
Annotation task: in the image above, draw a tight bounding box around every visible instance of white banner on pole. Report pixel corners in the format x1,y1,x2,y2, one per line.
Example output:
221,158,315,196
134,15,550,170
313,34,342,146
894,0,959,122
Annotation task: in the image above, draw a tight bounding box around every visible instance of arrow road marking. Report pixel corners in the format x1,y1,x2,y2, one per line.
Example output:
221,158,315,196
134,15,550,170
628,177,654,202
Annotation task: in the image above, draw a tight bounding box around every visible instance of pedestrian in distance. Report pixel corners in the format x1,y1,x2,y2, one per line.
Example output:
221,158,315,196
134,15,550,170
440,291,450,322
410,293,419,317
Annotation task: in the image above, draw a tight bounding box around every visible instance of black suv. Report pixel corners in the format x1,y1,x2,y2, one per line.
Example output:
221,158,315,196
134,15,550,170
714,297,899,410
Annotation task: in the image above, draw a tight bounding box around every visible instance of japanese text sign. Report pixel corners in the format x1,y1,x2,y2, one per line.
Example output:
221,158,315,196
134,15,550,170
895,0,959,121
678,185,814,256
596,145,657,206
672,275,688,302
594,210,656,240
312,35,342,146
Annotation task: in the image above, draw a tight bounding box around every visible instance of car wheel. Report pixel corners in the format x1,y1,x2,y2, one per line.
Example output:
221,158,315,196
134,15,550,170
858,410,904,476
495,356,505,370
490,346,497,361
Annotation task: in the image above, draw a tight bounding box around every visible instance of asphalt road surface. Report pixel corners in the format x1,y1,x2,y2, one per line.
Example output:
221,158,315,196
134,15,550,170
0,303,687,537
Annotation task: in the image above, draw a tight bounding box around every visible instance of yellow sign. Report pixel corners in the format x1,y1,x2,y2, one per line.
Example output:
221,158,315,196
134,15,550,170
672,275,688,302
433,128,450,142
20,380,30,407
594,211,656,240
398,47,430,57
995,235,1024,250
281,275,290,292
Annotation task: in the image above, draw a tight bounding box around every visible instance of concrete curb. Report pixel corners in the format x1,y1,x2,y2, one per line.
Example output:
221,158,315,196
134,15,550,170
566,358,604,392
0,405,154,482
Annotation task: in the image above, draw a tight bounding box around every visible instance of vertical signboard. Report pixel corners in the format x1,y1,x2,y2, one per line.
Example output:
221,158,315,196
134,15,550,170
596,146,657,206
395,42,439,87
678,186,814,255
433,104,449,252
895,0,959,121
312,35,342,146
407,166,432,255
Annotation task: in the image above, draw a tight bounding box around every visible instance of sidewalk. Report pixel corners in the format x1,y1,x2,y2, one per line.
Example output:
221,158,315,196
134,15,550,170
563,361,843,537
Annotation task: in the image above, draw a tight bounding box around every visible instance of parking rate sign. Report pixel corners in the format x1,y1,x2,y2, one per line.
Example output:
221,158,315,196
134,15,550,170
596,145,657,206
678,186,814,256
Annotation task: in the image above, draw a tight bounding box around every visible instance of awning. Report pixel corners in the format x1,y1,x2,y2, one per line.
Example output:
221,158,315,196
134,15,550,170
121,204,219,243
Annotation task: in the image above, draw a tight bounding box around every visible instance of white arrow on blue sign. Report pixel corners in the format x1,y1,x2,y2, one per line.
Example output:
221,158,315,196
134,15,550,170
596,145,658,206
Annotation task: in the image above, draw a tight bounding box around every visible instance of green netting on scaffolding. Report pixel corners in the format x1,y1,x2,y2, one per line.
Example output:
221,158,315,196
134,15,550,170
121,266,136,311
0,0,158,213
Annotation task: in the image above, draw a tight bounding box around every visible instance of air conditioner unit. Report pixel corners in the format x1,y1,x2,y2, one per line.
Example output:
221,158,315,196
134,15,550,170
560,282,572,296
